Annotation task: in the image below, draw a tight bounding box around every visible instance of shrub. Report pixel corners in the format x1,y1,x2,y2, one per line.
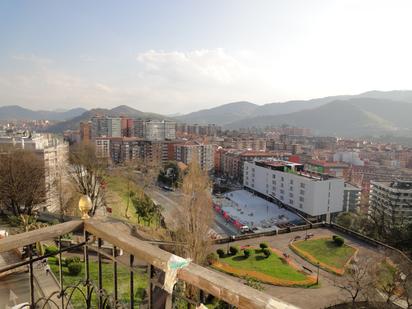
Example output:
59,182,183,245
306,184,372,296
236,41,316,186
333,236,344,247
332,235,338,241
68,263,82,276
216,248,225,258
259,242,268,249
244,276,264,291
45,245,59,255
65,256,81,266
262,248,271,258
243,248,252,258
206,252,219,265
229,245,239,256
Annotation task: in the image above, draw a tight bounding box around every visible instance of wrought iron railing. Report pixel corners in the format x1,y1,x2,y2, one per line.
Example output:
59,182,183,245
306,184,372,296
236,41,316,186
0,219,297,309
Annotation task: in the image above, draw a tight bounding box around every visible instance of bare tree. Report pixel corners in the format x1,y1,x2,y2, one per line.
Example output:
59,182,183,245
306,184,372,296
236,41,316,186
385,252,412,308
0,149,46,216
335,256,378,308
54,161,78,220
172,155,213,265
68,143,107,216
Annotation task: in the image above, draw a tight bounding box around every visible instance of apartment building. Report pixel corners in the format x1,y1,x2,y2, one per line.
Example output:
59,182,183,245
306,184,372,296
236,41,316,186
244,160,344,220
221,150,290,181
174,143,214,171
369,180,412,225
0,132,69,212
305,160,349,178
95,137,111,159
343,183,361,212
134,120,176,141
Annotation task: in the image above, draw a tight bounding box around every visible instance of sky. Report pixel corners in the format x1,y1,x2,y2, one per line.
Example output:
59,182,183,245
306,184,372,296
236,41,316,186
1,0,412,114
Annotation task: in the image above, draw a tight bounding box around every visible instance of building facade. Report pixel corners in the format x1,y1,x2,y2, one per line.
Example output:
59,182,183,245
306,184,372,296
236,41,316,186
369,180,412,225
243,160,344,220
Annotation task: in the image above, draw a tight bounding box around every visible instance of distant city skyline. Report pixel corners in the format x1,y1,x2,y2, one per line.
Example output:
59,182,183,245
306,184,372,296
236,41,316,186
1,0,412,113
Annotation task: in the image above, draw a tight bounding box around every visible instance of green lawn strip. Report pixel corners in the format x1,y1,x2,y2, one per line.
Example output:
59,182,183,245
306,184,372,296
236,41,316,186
48,257,147,308
293,238,356,269
219,251,307,282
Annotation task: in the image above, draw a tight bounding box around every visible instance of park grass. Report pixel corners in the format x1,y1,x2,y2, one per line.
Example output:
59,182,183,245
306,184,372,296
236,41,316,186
105,174,141,224
48,257,147,308
213,249,316,287
290,237,357,275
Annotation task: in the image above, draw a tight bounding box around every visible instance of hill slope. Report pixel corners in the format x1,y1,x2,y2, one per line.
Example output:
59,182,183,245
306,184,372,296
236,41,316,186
175,101,258,125
0,105,87,121
226,98,412,136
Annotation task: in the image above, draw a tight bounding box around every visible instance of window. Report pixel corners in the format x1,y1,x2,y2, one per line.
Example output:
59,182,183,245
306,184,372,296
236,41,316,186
300,183,305,189
300,189,305,195
281,177,284,181
272,180,276,185
280,189,284,194
290,180,294,184
299,203,303,209
290,186,293,191
299,196,304,202
281,183,284,188
280,195,284,200
289,199,294,205
289,193,293,198
272,174,276,179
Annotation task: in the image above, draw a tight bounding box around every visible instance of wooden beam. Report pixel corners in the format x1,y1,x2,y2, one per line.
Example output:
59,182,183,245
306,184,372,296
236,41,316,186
85,219,299,309
0,220,84,253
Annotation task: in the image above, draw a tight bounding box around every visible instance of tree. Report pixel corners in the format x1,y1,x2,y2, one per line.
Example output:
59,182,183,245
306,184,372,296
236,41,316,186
130,191,162,226
172,155,213,265
54,161,77,220
0,149,46,216
335,256,377,308
68,143,107,216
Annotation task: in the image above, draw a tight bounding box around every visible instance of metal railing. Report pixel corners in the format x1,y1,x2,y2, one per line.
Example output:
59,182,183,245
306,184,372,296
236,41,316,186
0,219,297,309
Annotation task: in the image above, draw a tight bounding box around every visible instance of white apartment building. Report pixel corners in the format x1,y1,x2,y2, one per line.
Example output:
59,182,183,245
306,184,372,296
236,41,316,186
243,160,344,220
369,180,412,225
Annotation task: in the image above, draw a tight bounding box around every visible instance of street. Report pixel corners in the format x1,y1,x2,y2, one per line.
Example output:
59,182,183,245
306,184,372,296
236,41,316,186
147,185,239,237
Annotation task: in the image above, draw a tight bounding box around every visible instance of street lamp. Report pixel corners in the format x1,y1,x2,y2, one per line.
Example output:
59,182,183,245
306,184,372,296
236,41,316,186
78,195,92,220
316,262,320,285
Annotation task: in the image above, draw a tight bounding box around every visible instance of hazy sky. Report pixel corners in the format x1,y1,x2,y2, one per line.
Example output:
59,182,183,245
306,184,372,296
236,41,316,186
1,0,412,113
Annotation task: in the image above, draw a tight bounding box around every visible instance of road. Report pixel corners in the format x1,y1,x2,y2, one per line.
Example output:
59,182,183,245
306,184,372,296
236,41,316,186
147,186,239,237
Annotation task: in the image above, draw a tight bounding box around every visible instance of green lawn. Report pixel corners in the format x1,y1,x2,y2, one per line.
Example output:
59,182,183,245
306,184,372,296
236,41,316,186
293,238,356,269
49,257,147,308
219,251,307,281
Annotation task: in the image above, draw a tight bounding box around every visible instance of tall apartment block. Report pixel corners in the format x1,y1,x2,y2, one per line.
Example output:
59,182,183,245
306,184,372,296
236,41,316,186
369,180,412,225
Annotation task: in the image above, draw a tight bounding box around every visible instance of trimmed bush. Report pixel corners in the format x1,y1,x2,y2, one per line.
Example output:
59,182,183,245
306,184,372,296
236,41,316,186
262,248,272,258
65,256,81,266
259,243,269,250
229,245,239,256
45,245,59,255
333,236,344,247
68,263,82,276
243,248,252,258
216,248,225,258
206,252,219,265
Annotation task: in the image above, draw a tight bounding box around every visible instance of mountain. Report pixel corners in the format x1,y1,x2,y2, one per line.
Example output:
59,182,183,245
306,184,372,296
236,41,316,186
0,105,87,121
174,96,353,125
226,98,412,136
46,105,168,132
175,101,258,125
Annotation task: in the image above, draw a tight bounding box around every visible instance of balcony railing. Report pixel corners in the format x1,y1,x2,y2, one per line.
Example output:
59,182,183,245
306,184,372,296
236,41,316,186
0,218,297,309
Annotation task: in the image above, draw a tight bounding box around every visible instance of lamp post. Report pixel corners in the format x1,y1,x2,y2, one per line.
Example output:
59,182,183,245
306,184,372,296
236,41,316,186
316,262,320,285
78,195,92,220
